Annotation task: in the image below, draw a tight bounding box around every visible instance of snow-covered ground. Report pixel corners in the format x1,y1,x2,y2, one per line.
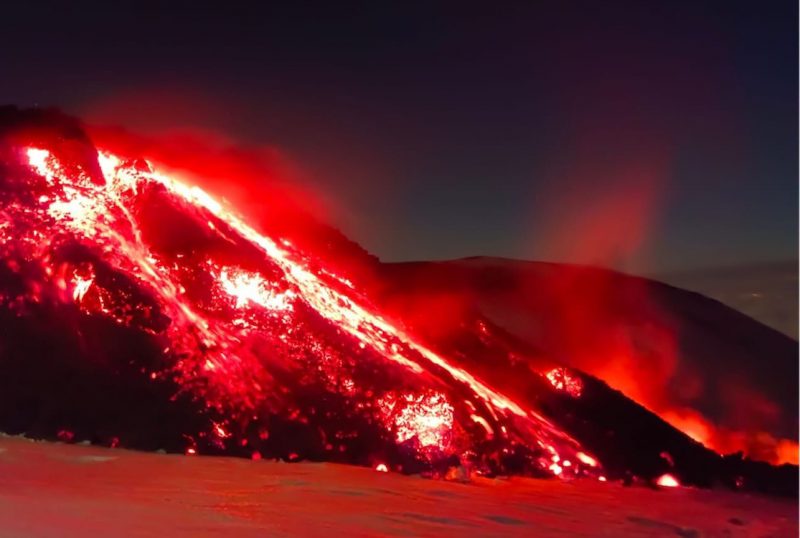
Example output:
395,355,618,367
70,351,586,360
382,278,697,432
0,435,795,537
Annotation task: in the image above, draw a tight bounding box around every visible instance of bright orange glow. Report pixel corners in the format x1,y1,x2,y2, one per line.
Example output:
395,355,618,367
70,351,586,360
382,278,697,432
592,351,797,464
776,440,799,466
380,392,454,450
469,413,495,438
26,148,54,181
217,267,295,311
213,423,230,439
576,452,598,467
544,367,583,397
660,409,712,446
374,463,388,472
72,275,93,302
656,474,680,488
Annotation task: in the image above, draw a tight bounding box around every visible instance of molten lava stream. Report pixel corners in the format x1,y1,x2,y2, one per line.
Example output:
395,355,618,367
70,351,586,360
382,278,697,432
9,144,603,478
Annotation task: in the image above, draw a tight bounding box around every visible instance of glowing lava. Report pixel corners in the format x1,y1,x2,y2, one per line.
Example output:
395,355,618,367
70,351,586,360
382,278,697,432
0,141,604,479
217,267,295,311
656,474,680,488
544,367,583,397
379,392,454,450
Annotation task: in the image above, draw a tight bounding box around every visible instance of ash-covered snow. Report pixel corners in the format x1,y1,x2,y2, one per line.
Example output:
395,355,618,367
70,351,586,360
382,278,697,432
0,435,796,537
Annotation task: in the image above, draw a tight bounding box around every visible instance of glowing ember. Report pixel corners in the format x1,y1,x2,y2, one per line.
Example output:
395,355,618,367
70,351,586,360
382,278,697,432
576,452,598,467
656,474,680,488
217,267,295,311
380,392,454,450
544,367,583,397
71,274,93,302
213,423,230,439
469,414,494,438
375,463,388,472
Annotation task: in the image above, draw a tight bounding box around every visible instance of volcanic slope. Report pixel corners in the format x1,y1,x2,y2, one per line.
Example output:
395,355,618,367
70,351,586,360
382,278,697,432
0,107,795,496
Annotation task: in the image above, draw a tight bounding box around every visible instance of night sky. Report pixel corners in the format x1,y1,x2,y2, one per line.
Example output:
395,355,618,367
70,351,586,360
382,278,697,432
2,1,797,273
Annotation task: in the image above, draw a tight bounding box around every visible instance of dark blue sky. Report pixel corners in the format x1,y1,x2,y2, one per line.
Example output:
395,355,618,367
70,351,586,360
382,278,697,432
2,1,796,272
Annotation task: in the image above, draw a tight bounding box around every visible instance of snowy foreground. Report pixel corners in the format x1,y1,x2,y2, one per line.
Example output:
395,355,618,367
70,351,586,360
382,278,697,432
0,435,796,537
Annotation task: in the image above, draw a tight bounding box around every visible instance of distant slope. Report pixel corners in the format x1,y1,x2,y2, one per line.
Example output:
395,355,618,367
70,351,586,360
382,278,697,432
654,261,798,339
377,257,798,464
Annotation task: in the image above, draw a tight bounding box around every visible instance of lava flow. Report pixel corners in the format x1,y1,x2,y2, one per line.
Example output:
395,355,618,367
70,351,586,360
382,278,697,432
0,122,601,480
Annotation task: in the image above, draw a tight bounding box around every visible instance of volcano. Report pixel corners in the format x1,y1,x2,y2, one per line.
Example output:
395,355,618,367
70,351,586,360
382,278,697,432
0,107,795,496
